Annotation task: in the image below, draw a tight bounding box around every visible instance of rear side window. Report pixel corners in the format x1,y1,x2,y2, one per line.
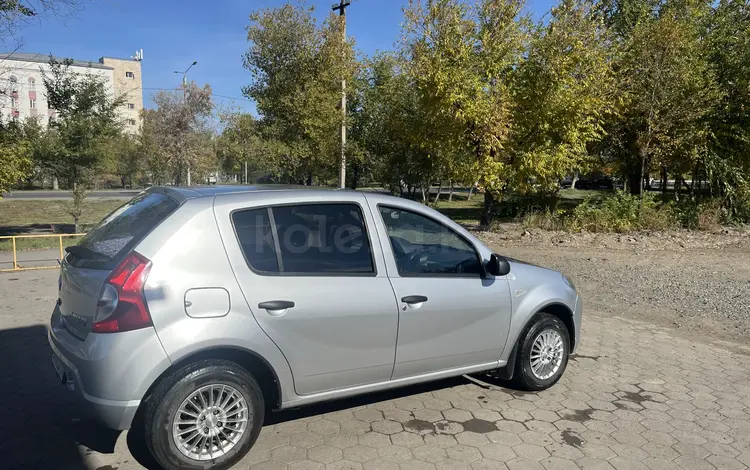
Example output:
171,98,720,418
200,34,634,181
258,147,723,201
232,203,374,275
231,208,279,272
68,192,178,269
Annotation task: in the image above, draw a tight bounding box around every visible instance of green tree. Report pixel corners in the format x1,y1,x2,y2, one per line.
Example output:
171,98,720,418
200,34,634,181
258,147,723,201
216,111,272,182
242,0,358,184
100,132,143,188
355,53,435,199
0,120,33,194
704,0,750,217
403,0,530,223
140,82,216,185
40,57,126,188
603,0,720,197
508,0,615,193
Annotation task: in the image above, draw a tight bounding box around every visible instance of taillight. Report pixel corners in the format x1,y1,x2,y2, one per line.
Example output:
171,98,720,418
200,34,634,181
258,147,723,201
92,251,153,333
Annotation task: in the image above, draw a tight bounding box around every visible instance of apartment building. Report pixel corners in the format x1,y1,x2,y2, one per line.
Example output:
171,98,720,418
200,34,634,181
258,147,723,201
99,55,143,130
0,51,143,132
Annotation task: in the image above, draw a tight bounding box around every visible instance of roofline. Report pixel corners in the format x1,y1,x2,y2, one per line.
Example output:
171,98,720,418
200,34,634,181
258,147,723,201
145,185,359,202
0,52,114,70
99,56,143,63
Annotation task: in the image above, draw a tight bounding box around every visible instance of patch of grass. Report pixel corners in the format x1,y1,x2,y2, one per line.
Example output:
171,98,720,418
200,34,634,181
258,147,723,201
434,196,484,225
0,199,123,228
521,210,564,231
0,199,123,252
558,188,611,201
0,235,85,253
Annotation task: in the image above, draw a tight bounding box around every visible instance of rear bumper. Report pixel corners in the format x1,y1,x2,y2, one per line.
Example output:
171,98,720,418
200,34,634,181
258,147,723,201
48,307,172,430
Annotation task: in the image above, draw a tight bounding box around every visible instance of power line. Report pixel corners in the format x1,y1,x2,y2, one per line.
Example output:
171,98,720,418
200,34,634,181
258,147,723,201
140,87,253,103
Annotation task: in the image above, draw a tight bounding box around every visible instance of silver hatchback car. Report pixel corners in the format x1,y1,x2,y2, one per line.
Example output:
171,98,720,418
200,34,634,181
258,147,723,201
49,186,582,470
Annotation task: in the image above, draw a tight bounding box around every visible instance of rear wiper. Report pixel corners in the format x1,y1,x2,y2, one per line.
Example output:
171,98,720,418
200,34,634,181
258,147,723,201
64,245,112,260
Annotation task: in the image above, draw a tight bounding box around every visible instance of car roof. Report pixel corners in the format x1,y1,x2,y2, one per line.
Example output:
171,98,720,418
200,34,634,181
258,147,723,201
146,184,373,203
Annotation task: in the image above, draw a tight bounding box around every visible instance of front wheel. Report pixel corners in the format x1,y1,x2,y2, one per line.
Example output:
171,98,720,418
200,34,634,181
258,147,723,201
513,313,570,391
143,359,265,470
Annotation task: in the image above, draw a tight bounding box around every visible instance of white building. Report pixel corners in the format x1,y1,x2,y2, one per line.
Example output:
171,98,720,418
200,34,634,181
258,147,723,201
0,52,143,131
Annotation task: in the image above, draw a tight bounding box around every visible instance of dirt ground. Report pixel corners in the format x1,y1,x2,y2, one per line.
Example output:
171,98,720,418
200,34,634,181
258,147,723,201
477,224,750,351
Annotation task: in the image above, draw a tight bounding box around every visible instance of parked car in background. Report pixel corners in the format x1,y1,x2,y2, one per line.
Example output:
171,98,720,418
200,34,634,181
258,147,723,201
49,186,582,470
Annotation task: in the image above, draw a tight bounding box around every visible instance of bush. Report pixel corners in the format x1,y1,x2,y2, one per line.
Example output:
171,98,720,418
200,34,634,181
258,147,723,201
564,192,676,233
673,198,726,231
521,210,564,231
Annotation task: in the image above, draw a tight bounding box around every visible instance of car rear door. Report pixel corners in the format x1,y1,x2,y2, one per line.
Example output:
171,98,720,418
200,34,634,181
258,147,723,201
366,198,513,380
214,191,399,396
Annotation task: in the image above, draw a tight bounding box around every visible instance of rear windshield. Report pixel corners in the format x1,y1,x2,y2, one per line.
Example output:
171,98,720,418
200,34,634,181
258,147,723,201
67,192,179,269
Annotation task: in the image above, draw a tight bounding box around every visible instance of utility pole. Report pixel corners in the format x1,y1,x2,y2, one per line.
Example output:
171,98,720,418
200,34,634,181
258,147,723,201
333,0,351,189
174,61,198,186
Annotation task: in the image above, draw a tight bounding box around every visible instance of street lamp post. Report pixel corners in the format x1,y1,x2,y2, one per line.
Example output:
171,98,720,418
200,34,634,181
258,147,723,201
332,1,350,189
173,61,198,186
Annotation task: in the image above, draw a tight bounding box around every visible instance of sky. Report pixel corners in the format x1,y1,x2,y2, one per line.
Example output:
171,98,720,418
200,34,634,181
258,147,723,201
14,0,555,114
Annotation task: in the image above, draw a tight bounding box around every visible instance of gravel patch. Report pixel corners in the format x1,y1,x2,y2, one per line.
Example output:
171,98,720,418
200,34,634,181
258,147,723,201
474,224,750,346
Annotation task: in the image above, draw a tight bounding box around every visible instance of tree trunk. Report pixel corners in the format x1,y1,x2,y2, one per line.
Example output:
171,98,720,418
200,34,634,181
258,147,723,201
481,191,495,227
690,164,698,198
467,185,474,200
306,171,313,186
571,171,580,190
52,177,59,190
349,166,359,190
421,186,427,203
434,181,442,204
675,176,681,201
661,167,667,197
639,152,646,201
448,181,454,201
628,169,641,196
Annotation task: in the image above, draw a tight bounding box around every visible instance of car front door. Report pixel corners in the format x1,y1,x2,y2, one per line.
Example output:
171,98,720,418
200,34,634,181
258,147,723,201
214,192,399,396
369,201,513,380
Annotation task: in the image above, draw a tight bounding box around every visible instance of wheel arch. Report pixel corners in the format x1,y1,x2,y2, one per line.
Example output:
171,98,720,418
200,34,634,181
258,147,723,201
142,346,282,412
538,302,576,351
497,302,576,380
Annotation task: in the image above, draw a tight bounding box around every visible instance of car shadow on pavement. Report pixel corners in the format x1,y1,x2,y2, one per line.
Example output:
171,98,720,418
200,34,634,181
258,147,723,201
125,376,474,470
267,376,472,425
0,325,120,469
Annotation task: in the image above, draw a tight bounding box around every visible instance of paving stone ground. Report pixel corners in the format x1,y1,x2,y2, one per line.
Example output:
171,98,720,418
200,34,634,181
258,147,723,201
2,269,749,470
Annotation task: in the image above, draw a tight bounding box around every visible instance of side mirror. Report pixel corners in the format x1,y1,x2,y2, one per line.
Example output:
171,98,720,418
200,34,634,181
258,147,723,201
486,253,511,277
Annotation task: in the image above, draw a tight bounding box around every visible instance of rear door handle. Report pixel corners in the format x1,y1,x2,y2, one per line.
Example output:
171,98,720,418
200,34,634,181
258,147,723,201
258,300,295,310
401,295,428,304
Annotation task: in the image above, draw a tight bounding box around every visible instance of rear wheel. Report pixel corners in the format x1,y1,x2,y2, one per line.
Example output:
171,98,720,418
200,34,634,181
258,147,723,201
513,313,570,391
143,359,264,470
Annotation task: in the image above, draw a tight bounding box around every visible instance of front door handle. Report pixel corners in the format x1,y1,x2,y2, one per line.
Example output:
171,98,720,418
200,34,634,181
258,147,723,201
401,295,428,304
258,300,295,310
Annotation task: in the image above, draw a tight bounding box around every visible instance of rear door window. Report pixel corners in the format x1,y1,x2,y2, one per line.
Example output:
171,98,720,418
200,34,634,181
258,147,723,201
232,203,375,275
68,192,179,269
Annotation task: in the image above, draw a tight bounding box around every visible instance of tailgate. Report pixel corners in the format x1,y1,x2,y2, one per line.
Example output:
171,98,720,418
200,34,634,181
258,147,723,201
58,191,180,339
59,261,109,339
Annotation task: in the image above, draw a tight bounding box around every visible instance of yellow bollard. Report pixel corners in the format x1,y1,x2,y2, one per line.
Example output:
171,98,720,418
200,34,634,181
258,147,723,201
59,235,64,263
12,237,17,270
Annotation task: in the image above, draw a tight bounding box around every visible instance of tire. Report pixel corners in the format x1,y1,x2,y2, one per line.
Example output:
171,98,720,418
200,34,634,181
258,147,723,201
513,313,570,391
143,359,265,470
